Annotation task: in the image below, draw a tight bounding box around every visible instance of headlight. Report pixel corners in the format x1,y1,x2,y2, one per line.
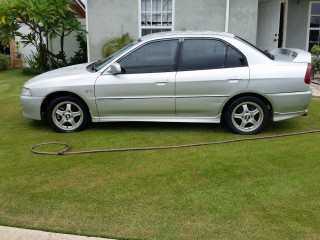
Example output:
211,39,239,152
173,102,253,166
21,87,32,96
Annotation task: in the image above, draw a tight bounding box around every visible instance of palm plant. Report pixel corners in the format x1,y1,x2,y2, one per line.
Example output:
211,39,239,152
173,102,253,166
102,33,134,58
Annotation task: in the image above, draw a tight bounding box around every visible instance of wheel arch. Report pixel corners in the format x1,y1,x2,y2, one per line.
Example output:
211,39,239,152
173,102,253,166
221,93,273,122
40,91,90,120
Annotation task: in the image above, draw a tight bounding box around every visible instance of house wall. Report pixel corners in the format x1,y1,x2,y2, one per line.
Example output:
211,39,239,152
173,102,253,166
15,24,37,60
229,0,259,44
174,0,226,32
87,0,139,62
285,0,310,50
87,0,261,62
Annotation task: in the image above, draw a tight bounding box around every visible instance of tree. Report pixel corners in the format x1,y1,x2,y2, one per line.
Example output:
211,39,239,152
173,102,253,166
0,0,85,70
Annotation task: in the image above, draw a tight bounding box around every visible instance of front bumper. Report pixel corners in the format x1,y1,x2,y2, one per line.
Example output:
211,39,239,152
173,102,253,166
20,95,45,120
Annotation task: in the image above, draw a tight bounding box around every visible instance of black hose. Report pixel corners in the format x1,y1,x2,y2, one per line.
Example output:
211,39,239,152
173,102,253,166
30,129,320,156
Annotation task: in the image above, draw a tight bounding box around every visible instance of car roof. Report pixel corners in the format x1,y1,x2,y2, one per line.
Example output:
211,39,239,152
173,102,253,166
140,31,236,41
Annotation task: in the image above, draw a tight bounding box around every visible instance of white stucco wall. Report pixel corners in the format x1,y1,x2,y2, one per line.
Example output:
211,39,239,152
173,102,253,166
15,24,37,61
86,0,260,61
174,0,226,32
229,0,259,45
87,0,139,62
285,0,320,50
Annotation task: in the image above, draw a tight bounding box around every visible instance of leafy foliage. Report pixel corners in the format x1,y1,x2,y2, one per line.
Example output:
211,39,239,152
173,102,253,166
0,53,9,70
102,33,134,58
311,45,320,82
22,51,65,75
0,0,86,71
69,34,88,65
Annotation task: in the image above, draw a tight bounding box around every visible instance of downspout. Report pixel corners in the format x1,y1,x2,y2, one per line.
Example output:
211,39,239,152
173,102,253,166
225,0,230,32
85,1,90,63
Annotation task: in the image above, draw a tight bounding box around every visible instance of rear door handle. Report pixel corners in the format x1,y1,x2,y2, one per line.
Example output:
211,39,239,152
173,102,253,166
156,79,169,86
227,76,242,80
228,80,239,83
227,78,243,83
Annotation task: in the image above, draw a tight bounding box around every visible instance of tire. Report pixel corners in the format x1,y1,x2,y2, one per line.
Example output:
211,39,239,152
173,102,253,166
224,96,270,135
46,96,89,133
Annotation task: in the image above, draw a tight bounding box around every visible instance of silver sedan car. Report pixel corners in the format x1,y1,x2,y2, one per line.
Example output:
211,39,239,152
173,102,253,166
20,32,312,134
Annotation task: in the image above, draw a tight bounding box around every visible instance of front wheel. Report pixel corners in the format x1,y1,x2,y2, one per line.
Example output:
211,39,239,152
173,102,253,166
224,97,270,134
47,96,89,133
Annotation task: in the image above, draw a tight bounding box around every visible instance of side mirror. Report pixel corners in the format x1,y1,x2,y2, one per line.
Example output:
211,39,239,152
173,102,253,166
110,63,122,74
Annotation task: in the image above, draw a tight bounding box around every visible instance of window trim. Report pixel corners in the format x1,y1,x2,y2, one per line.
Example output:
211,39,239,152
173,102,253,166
306,1,320,51
139,0,175,37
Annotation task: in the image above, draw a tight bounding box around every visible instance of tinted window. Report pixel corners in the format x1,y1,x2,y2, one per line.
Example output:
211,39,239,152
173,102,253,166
227,46,246,68
119,40,178,74
179,39,227,71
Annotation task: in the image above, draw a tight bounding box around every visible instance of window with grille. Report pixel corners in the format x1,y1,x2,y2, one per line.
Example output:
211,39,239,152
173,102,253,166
308,2,320,51
140,0,173,36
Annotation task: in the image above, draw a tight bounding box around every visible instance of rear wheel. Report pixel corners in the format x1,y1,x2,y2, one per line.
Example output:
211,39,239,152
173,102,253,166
224,96,270,134
47,96,89,133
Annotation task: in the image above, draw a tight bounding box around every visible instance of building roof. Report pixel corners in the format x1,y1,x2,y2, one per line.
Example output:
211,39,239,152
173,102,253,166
71,0,85,18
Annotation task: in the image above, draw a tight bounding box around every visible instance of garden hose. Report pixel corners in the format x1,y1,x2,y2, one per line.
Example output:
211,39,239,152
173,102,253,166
30,129,320,156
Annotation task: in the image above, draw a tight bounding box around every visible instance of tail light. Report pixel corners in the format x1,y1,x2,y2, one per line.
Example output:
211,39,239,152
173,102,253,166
305,63,312,84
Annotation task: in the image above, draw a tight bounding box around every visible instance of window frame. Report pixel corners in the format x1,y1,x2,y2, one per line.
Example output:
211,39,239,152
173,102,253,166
177,38,248,72
139,0,175,37
307,1,320,51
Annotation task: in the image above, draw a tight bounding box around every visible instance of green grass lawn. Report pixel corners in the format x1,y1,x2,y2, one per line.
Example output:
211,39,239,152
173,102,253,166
1,68,320,239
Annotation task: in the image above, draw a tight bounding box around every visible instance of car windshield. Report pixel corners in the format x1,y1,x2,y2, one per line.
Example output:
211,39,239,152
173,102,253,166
236,36,275,60
94,40,139,71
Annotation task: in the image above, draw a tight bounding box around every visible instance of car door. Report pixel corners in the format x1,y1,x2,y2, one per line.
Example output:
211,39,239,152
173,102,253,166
175,38,250,118
95,39,179,119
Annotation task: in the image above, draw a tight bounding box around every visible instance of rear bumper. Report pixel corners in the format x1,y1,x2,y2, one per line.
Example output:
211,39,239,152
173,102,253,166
266,91,312,121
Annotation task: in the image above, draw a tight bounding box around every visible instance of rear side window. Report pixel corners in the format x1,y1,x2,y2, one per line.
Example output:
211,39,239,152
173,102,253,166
227,46,246,68
178,39,247,71
179,39,227,71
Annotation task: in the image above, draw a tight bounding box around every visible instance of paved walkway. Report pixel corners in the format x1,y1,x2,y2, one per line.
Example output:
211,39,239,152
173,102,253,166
1,83,319,240
0,226,113,240
311,82,320,97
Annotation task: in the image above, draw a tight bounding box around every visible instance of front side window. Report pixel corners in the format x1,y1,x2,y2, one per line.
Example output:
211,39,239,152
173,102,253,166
118,40,179,74
178,39,246,71
141,0,173,36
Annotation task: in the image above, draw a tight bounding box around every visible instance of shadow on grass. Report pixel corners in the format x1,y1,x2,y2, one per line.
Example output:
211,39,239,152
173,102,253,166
27,119,227,134
27,120,50,131
25,116,317,136
89,121,226,133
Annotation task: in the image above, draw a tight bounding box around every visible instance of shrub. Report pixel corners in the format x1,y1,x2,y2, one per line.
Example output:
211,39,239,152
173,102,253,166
22,34,88,75
0,54,9,71
102,33,134,58
22,51,58,75
311,45,320,81
69,34,88,65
